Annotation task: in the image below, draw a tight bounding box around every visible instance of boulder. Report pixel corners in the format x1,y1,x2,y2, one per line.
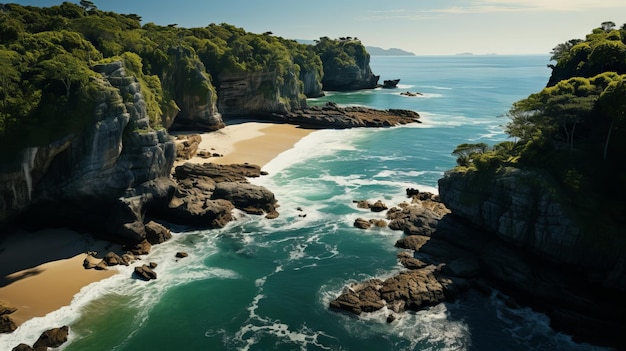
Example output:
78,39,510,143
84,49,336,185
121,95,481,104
11,344,34,351
134,264,157,281
176,252,188,259
329,279,385,314
33,326,69,349
369,200,388,212
330,267,454,316
212,182,278,216
103,252,125,266
126,239,151,256
395,235,431,251
145,220,172,245
1,314,17,333
83,254,103,270
353,218,371,229
397,252,428,270
174,134,202,160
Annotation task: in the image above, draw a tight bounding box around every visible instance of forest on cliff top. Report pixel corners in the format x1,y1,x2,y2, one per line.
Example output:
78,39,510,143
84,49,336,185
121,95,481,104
0,2,368,156
453,21,626,238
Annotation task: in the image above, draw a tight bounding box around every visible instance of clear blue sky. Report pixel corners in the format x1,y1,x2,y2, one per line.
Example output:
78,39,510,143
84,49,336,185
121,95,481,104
10,0,626,55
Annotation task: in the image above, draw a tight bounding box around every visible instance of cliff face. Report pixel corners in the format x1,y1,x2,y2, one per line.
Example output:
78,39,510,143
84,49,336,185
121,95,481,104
438,167,626,289
321,53,379,91
218,70,306,117
0,61,176,242
165,47,224,131
300,68,324,98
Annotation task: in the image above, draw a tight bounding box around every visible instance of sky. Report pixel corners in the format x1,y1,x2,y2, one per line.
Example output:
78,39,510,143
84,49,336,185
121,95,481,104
10,0,626,55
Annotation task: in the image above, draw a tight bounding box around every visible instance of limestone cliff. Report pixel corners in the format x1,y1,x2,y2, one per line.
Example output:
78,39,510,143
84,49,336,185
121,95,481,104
300,68,324,98
218,70,306,117
0,61,176,242
438,167,626,290
164,47,224,131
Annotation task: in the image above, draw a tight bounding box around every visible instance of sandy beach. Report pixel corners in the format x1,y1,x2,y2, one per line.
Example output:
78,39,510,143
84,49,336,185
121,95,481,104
0,121,314,330
0,229,118,325
184,121,315,167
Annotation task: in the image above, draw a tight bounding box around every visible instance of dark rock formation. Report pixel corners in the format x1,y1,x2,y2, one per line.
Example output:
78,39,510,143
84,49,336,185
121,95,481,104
158,162,277,228
212,182,278,218
134,264,157,281
0,301,17,333
438,169,626,348
145,220,172,245
386,196,450,236
382,79,400,88
174,134,202,161
33,326,69,349
353,218,372,229
330,266,455,315
126,239,152,256
176,252,188,258
274,103,420,129
11,344,34,351
353,218,387,229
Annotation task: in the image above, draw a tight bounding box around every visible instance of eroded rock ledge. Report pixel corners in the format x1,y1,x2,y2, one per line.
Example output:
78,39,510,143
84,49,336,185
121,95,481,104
272,102,421,128
155,162,278,228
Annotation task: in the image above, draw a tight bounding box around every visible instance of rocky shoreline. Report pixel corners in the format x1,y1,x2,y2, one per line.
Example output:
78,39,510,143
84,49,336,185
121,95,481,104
330,185,626,349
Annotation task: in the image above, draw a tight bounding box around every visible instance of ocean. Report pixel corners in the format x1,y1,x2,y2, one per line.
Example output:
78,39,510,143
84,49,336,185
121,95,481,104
0,55,611,351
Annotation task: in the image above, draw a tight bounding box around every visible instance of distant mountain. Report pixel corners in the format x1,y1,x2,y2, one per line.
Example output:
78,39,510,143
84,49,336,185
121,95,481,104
295,39,414,56
365,46,415,56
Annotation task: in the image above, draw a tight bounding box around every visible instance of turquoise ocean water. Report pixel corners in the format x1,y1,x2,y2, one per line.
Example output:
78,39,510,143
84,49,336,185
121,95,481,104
0,56,612,350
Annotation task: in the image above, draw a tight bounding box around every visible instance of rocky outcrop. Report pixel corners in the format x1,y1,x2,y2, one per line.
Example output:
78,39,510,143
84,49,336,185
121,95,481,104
33,326,69,349
0,301,17,333
274,103,420,128
438,168,626,288
438,168,626,348
134,263,158,281
329,266,455,316
158,162,277,228
218,70,306,117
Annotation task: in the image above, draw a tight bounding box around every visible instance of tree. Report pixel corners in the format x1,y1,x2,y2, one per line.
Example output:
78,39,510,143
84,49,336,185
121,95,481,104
601,21,616,32
452,143,489,167
39,53,91,98
550,39,583,62
79,0,97,12
598,76,626,160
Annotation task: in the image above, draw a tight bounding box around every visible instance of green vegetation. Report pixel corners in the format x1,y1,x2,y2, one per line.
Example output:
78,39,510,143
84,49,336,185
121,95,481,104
313,36,370,89
452,22,626,236
0,2,330,155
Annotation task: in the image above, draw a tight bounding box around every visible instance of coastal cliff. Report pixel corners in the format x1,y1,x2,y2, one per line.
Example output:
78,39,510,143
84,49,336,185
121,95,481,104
1,61,176,242
164,47,224,131
437,168,626,347
217,70,306,117
316,38,380,91
438,167,626,289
